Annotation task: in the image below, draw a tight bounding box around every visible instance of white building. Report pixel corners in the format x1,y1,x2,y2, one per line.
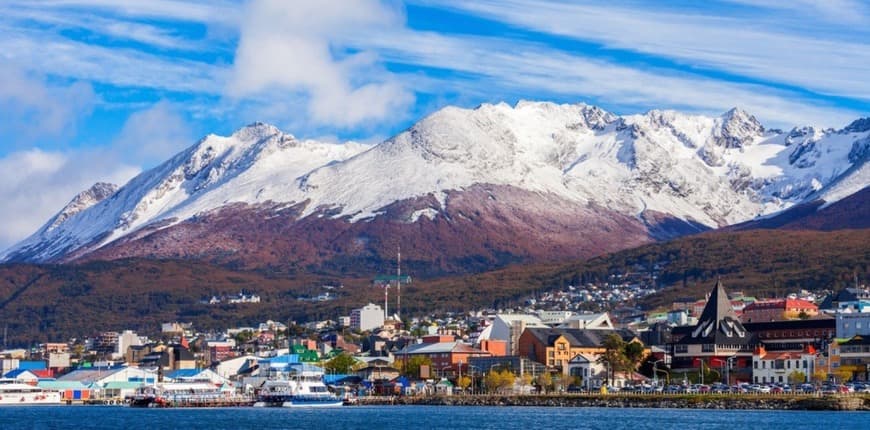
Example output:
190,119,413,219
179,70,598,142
557,313,615,330
477,314,548,355
536,310,574,325
835,310,870,338
351,303,385,332
214,355,259,381
58,365,158,400
115,330,144,360
338,316,351,327
567,353,607,389
752,347,815,384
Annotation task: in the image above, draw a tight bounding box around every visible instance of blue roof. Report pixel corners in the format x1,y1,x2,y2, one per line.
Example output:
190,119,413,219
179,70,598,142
323,374,353,384
263,354,301,365
165,369,204,379
18,360,47,370
3,369,36,378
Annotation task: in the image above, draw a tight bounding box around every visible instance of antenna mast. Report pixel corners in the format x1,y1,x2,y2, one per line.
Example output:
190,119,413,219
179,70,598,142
384,282,389,322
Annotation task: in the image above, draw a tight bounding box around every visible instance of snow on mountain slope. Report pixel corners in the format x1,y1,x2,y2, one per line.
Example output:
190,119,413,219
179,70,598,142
2,101,868,264
1,124,369,261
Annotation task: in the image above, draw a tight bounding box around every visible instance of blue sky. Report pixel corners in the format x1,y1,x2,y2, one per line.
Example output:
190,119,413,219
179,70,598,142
0,0,869,249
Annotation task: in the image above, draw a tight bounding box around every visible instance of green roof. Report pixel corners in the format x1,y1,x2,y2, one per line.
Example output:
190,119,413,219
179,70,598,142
38,381,89,390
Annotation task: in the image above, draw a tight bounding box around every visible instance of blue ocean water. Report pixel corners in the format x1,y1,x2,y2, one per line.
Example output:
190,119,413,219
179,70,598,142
0,405,867,430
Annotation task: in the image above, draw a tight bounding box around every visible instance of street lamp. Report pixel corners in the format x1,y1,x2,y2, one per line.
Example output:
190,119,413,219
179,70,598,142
458,360,463,395
725,355,738,386
653,359,664,387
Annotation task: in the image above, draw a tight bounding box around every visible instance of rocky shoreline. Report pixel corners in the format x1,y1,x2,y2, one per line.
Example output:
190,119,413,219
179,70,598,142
356,394,869,411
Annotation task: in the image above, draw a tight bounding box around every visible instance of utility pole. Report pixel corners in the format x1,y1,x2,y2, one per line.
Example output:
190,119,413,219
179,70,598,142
396,245,401,320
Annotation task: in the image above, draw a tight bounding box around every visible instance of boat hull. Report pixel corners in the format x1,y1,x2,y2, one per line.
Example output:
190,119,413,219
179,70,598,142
0,391,62,405
281,398,343,408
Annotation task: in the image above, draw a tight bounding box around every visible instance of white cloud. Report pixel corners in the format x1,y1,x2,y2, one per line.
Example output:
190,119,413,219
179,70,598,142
113,102,193,166
428,0,870,101
227,0,414,128
0,63,143,251
0,148,139,251
0,28,223,94
360,29,860,129
13,0,239,26
725,0,870,24
0,63,95,149
1,7,201,51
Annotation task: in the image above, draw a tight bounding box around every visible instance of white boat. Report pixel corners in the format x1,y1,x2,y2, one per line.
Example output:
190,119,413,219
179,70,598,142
254,365,342,408
0,379,62,405
281,377,342,408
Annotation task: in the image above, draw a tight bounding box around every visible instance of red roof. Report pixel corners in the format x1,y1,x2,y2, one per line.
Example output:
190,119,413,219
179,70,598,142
744,299,817,311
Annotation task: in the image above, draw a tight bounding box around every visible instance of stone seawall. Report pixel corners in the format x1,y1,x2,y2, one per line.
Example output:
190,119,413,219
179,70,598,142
357,394,868,411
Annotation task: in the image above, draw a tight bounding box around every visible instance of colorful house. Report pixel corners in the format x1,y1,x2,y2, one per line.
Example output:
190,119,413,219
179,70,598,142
517,327,641,374
752,345,816,384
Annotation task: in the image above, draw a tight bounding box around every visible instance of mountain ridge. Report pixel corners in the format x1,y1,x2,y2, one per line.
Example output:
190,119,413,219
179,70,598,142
3,101,868,274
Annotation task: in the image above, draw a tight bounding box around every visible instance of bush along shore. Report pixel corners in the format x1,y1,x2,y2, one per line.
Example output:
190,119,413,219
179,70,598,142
356,394,869,411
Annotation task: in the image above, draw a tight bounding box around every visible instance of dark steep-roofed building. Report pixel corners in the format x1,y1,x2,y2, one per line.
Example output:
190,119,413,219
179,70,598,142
670,280,757,381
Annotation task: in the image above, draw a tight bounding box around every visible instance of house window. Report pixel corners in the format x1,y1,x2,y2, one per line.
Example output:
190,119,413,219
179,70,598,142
803,360,808,368
754,361,758,369
675,345,688,354
702,344,715,353
558,343,566,351
787,360,791,369
779,376,783,383
762,361,766,369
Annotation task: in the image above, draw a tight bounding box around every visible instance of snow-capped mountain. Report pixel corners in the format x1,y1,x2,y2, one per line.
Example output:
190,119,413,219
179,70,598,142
3,102,868,273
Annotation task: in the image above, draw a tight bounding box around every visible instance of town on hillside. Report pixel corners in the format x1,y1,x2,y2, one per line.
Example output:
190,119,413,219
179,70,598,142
2,279,869,405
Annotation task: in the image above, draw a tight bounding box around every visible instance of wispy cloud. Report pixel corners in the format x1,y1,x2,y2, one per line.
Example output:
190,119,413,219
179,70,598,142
423,0,870,102
0,27,223,94
356,28,861,128
15,0,239,25
724,0,870,24
2,7,201,51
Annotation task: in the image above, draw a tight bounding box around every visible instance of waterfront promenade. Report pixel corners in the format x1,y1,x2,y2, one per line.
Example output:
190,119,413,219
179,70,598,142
354,392,869,411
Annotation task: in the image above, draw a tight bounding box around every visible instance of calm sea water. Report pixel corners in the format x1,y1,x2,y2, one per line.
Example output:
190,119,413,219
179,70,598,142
0,406,867,430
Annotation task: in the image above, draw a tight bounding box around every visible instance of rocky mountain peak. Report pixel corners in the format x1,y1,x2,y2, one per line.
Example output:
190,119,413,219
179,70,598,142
231,122,284,141
843,117,870,134
716,107,764,148
46,182,119,232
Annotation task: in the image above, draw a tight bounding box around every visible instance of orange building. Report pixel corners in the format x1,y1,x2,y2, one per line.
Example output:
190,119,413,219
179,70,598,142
741,299,818,323
397,338,491,373
517,327,643,374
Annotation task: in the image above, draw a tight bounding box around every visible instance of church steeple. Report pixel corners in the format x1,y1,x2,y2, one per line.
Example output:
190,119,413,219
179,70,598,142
688,279,750,342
